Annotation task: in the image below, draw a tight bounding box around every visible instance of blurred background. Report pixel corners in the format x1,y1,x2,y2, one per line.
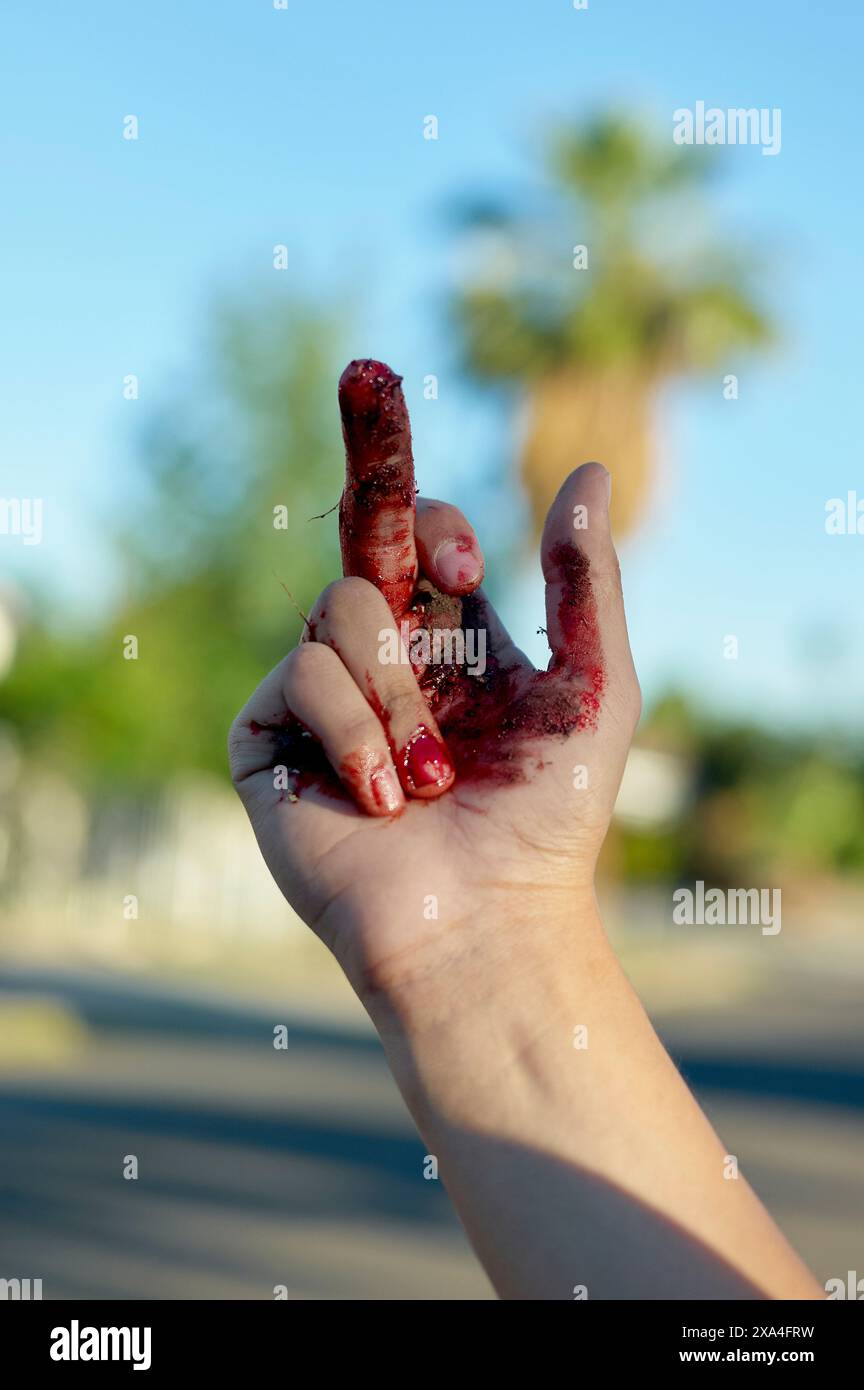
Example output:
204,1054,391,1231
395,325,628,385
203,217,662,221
1,0,862,1298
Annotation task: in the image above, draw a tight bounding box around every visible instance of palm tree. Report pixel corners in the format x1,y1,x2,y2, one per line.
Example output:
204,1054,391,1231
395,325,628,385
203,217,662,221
453,114,774,536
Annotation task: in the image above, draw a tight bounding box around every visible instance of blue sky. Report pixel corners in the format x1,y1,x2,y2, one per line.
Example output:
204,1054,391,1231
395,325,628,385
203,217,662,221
1,0,862,729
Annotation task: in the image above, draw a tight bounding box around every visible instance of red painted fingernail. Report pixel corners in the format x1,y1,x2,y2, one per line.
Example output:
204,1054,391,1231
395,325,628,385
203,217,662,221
401,726,454,791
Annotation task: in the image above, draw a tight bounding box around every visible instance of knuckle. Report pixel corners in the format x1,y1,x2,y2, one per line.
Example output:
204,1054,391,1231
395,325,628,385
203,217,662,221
620,671,643,730
284,639,333,684
592,550,622,601
315,574,381,622
422,502,464,531
632,683,643,727
380,683,424,728
227,716,249,787
341,711,384,751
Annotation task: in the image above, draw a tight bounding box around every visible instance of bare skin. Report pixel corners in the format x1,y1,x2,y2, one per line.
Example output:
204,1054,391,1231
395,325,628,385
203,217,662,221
229,360,822,1301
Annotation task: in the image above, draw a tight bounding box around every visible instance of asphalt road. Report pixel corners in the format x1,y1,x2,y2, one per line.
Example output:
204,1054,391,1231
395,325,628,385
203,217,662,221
0,967,862,1300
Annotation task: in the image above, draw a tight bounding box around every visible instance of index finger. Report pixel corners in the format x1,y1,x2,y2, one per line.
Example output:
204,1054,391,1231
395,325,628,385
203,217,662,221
338,359,418,619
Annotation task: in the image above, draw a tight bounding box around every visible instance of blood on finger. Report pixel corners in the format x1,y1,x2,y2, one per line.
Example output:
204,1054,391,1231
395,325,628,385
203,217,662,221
338,359,418,617
545,541,605,729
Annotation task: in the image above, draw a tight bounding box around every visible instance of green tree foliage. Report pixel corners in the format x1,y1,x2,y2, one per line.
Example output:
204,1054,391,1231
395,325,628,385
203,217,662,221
0,297,346,789
454,112,773,384
616,693,864,884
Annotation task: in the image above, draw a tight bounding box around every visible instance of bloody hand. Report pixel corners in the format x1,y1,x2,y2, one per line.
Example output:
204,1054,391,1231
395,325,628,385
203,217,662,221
334,357,614,787
229,359,640,991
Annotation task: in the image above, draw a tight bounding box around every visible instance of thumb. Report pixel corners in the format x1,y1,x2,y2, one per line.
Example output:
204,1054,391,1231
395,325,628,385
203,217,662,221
540,462,641,734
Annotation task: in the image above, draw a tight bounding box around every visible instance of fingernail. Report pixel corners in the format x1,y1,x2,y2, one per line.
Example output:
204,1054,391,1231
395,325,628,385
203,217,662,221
401,726,454,791
434,538,482,591
369,766,404,815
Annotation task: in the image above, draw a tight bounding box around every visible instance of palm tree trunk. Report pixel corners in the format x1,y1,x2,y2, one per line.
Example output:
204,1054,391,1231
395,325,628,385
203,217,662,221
520,368,655,538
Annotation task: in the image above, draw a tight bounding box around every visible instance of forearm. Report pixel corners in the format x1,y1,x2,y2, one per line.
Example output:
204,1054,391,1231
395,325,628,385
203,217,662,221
364,893,822,1301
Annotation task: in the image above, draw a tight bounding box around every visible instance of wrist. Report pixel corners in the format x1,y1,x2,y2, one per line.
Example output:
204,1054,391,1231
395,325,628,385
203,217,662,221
359,886,617,1129
359,883,602,1023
